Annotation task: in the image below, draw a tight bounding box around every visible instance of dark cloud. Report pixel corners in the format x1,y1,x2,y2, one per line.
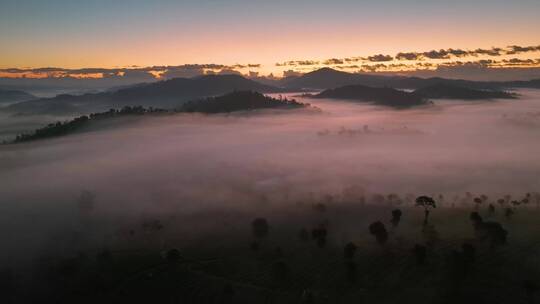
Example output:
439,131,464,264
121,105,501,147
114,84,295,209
366,54,393,62
296,60,320,66
395,52,420,60
422,49,450,59
161,66,205,79
216,69,243,75
323,58,344,65
283,70,303,78
343,57,362,63
447,48,470,57
1,63,262,80
394,47,510,61
335,65,360,69
387,63,409,69
502,58,536,65
471,47,503,56
360,63,388,72
506,45,540,55
275,60,319,67
230,64,261,69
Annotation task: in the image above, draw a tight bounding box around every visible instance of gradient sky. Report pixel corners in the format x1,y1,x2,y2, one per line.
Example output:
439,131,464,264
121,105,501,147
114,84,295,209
1,0,540,73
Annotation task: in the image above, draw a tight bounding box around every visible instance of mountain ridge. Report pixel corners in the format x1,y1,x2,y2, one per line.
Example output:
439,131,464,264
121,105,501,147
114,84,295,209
4,74,282,115
0,89,36,104
280,68,540,90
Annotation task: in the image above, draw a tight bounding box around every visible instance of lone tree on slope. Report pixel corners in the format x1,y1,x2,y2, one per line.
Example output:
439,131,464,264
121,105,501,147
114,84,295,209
415,196,436,226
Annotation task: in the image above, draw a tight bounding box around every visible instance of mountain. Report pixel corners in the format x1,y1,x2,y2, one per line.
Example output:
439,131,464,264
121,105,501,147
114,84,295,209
180,91,309,113
9,91,311,143
280,68,389,90
313,85,430,108
0,74,158,97
0,89,36,104
4,75,281,115
11,106,167,143
280,68,540,90
413,84,517,100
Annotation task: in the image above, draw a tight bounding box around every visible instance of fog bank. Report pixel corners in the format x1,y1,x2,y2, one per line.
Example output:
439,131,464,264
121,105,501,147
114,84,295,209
1,89,540,263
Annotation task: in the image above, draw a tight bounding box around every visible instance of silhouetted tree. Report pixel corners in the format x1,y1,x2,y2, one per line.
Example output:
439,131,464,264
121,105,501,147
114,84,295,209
369,221,388,245
473,197,482,210
470,211,482,227
415,196,436,225
523,192,531,204
165,248,181,263
13,106,167,143
391,209,402,228
181,91,307,113
470,212,507,246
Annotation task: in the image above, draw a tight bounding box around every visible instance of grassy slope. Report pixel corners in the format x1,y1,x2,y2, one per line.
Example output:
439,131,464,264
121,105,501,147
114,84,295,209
15,202,540,303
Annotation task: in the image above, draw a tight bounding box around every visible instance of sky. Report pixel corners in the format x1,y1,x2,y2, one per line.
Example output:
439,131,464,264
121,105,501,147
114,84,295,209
1,0,540,76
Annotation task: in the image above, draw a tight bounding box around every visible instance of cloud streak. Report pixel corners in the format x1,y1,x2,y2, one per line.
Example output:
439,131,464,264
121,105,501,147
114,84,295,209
1,45,539,80
275,44,540,69
0,64,263,80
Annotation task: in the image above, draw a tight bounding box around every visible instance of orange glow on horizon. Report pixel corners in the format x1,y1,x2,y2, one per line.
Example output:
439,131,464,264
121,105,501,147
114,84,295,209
1,47,539,80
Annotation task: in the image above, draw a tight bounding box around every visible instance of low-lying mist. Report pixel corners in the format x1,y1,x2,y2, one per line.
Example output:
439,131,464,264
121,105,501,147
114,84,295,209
1,89,540,265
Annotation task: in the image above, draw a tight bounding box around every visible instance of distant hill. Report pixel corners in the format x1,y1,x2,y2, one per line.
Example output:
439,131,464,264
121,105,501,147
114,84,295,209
180,91,310,113
8,91,312,143
313,85,430,108
10,106,167,143
0,89,35,104
4,75,282,115
280,68,389,90
280,68,540,90
413,84,517,100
